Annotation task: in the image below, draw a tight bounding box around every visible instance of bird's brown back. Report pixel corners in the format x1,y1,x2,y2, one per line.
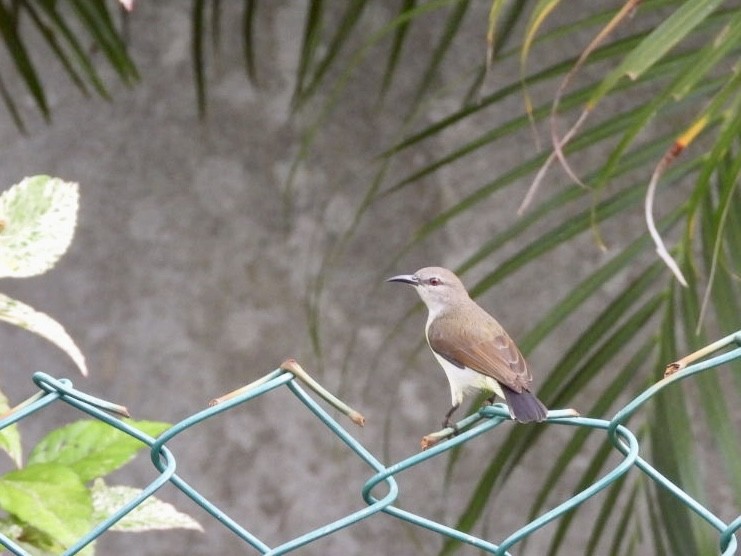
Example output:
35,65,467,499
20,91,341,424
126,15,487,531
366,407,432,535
426,302,532,393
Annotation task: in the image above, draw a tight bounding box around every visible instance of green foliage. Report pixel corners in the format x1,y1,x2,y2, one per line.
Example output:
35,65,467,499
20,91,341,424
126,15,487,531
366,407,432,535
0,390,22,469
0,176,87,378
274,1,740,553
0,175,201,552
28,420,170,484
90,478,202,533
0,0,135,132
0,1,738,554
0,175,78,278
0,463,92,551
0,419,200,555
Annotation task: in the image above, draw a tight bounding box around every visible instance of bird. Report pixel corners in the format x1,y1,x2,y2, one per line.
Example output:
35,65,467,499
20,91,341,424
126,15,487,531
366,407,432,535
387,266,548,429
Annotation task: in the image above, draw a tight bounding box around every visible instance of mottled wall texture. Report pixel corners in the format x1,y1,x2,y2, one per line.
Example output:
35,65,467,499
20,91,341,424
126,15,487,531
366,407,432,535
0,2,674,555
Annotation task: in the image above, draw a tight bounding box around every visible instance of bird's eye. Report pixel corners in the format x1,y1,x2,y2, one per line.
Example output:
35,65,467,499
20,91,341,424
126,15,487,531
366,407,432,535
429,277,442,286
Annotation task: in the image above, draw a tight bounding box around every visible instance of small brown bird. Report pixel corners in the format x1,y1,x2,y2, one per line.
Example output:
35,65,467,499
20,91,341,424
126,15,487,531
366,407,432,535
387,266,547,428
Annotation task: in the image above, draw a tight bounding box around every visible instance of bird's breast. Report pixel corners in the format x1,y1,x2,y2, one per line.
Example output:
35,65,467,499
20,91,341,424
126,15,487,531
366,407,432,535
430,351,504,405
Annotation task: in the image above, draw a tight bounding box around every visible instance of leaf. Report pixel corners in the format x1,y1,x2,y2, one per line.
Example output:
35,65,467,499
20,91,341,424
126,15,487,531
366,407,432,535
409,0,469,107
0,463,92,548
527,339,656,526
68,0,138,83
192,0,208,116
294,0,367,108
649,285,708,554
91,478,203,532
21,0,111,99
242,0,258,83
0,176,79,278
0,3,49,121
589,0,726,108
587,18,739,200
0,387,22,467
0,520,24,548
0,293,88,376
378,0,416,101
0,517,67,555
291,0,324,106
28,420,171,483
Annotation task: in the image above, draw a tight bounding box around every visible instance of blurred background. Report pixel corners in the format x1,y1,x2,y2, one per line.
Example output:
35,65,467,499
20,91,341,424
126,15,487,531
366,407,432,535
0,1,739,554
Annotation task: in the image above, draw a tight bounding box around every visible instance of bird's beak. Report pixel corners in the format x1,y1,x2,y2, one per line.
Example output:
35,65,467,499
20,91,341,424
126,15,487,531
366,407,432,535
386,274,419,286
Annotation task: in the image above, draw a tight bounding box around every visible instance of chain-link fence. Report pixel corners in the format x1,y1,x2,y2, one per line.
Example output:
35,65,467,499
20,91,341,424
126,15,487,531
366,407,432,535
1,332,740,555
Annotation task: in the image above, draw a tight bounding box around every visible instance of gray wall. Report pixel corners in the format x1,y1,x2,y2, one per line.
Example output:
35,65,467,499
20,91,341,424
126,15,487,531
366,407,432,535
0,2,645,554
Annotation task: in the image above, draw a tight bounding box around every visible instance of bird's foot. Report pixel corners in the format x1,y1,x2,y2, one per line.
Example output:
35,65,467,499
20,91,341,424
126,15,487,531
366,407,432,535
442,419,460,436
482,395,496,407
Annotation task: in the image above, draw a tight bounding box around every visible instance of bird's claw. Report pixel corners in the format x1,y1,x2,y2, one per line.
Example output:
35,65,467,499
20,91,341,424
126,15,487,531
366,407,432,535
442,420,460,436
422,422,460,450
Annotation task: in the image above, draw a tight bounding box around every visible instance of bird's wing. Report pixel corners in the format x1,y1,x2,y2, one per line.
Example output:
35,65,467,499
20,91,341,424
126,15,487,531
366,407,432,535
427,310,532,393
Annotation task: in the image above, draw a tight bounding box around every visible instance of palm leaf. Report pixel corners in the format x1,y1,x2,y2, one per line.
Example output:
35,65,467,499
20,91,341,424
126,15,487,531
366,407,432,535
192,0,208,116
294,0,368,109
274,0,741,551
649,289,706,555
242,0,258,83
589,0,727,106
0,2,49,121
378,0,416,102
408,0,469,108
68,0,138,83
0,0,136,128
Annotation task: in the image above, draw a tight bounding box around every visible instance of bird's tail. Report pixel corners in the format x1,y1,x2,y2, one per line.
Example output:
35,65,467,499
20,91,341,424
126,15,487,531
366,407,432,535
502,387,548,423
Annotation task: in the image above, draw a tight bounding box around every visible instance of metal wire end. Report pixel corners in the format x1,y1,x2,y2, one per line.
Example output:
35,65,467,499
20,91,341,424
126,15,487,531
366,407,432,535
279,359,366,427
29,373,131,418
0,391,46,420
208,359,366,427
664,333,738,377
209,373,276,407
420,428,456,451
92,399,131,418
0,389,130,420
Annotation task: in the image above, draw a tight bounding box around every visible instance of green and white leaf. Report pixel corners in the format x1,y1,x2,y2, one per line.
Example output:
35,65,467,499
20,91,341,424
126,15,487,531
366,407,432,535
29,419,171,483
0,520,93,556
0,175,79,278
91,479,203,532
0,386,22,467
0,293,88,376
0,463,92,549
0,520,23,544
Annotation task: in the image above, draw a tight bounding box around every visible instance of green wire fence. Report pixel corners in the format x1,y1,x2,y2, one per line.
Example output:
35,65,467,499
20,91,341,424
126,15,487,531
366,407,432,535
1,331,740,555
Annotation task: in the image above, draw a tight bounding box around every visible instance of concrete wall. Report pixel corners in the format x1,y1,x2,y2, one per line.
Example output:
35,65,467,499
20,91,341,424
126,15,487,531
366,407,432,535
0,2,664,554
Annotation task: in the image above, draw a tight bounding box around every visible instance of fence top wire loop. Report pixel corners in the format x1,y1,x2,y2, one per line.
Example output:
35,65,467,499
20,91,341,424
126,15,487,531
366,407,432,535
0,331,739,555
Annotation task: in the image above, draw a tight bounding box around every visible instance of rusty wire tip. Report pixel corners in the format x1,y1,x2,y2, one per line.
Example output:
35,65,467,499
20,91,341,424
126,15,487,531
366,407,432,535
0,391,45,420
349,412,366,427
664,362,682,377
421,435,444,451
279,358,299,372
208,383,255,407
93,399,131,418
208,392,238,406
420,426,457,450
279,357,366,428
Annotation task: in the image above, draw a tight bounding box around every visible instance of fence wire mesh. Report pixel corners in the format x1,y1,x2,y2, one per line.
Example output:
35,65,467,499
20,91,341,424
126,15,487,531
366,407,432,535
1,331,740,555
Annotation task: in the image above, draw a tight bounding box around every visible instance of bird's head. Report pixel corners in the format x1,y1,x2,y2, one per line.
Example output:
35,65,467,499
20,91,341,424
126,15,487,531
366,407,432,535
386,266,469,317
